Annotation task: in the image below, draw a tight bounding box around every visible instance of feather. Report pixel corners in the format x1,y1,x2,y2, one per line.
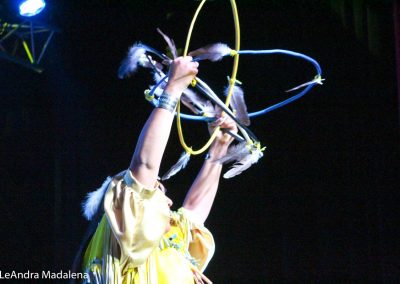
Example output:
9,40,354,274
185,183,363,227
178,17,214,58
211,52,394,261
82,176,112,220
182,88,206,109
189,43,232,62
153,70,168,85
118,42,168,79
162,151,191,180
153,70,164,81
285,76,325,92
201,100,217,117
118,44,147,79
157,28,178,59
224,85,251,126
180,92,201,114
147,70,168,103
218,141,250,164
181,88,216,116
195,77,240,124
138,42,170,61
139,54,164,71
223,147,264,179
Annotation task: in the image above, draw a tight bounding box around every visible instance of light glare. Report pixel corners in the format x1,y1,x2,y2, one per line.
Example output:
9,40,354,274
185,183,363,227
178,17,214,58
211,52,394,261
19,0,46,17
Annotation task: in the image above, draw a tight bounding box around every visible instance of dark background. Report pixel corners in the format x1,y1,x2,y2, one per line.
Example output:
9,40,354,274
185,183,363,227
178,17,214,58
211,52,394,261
1,0,399,282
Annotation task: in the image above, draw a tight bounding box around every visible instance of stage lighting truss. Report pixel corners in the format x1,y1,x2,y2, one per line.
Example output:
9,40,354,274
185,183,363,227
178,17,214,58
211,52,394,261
0,19,56,73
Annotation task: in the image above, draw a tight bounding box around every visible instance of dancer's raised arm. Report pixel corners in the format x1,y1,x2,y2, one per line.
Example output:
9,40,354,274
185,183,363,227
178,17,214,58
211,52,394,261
129,57,198,188
183,116,237,224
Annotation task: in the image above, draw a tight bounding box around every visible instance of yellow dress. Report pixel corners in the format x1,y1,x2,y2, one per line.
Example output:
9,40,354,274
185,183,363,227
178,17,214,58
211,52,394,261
83,170,215,284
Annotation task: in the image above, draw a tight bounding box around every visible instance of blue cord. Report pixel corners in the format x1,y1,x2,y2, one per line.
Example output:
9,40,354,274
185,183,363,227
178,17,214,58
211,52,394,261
248,83,315,117
148,74,168,98
150,48,322,121
237,49,322,74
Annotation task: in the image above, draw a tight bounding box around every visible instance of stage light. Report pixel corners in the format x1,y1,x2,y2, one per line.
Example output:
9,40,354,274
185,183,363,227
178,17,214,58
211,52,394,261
1,0,56,73
19,0,46,17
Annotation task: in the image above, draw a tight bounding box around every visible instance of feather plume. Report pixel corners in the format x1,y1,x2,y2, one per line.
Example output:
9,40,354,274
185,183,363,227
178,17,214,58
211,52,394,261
138,42,170,61
189,43,232,62
139,54,163,71
149,70,168,96
218,141,250,164
118,44,147,79
195,77,240,123
153,70,166,84
180,92,201,114
162,151,191,180
201,100,217,117
147,70,168,102
223,149,263,178
181,88,216,116
286,76,325,92
82,176,112,220
225,85,250,126
118,43,167,79
218,142,264,178
157,28,178,59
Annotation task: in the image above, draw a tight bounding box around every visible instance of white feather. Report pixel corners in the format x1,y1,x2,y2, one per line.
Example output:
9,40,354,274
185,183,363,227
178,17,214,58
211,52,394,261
181,88,216,116
82,176,112,220
285,76,325,92
223,148,263,179
162,151,191,180
118,44,146,79
157,28,178,59
189,43,232,62
180,93,201,114
201,100,217,117
218,141,250,164
224,85,251,126
149,70,168,98
153,70,167,87
138,54,163,71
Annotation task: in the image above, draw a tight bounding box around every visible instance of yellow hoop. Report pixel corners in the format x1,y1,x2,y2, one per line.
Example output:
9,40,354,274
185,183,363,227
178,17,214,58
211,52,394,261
177,0,241,155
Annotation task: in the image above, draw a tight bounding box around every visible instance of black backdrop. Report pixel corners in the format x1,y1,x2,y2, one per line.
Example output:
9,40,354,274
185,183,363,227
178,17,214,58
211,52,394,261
1,0,398,282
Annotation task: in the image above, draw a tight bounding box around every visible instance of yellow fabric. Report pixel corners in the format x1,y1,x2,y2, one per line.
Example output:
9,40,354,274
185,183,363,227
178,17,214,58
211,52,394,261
83,214,122,283
83,215,107,265
153,248,195,284
123,247,194,284
83,170,215,284
104,170,171,272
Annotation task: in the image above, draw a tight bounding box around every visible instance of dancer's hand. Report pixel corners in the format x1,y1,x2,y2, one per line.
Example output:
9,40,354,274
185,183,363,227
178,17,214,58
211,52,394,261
208,114,237,147
165,56,198,97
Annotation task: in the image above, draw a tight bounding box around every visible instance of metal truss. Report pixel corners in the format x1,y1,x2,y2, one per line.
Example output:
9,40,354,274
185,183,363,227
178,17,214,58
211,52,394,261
0,19,56,73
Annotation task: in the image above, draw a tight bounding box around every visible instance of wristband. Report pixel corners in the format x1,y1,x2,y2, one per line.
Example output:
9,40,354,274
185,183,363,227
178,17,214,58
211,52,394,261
157,91,179,113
